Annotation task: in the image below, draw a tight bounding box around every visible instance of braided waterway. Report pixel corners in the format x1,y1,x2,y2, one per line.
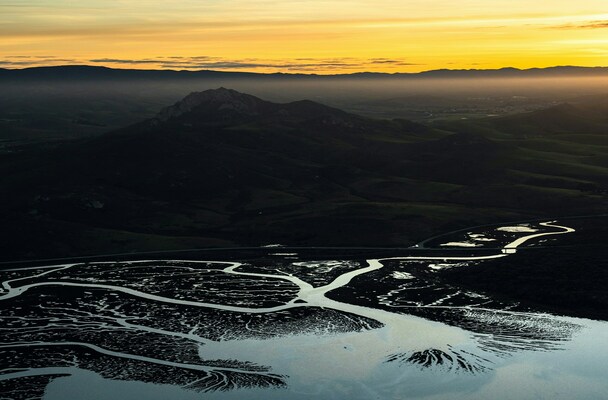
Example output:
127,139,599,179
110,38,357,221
1,221,607,400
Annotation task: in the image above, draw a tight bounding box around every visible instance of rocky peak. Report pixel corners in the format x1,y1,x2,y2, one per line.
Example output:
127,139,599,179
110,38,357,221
156,88,267,121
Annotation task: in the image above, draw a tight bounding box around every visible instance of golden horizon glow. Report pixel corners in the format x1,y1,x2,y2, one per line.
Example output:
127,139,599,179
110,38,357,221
1,1,607,74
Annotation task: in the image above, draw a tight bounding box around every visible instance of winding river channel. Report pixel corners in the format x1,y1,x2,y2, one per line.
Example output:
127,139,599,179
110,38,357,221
1,220,607,399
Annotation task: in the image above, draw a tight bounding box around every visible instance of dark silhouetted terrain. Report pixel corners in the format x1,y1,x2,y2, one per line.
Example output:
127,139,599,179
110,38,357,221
1,66,607,144
0,88,606,261
439,216,608,320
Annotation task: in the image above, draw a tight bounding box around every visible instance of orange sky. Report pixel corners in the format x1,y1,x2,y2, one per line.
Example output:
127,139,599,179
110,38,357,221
1,1,607,73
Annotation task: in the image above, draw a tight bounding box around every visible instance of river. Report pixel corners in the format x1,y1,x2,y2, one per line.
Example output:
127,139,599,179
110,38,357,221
0,220,606,399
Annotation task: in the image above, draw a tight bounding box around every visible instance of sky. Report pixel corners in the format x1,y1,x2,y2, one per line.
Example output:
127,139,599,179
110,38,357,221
1,0,607,74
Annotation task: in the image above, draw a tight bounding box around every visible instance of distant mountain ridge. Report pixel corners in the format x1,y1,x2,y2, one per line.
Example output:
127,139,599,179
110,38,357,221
1,65,607,81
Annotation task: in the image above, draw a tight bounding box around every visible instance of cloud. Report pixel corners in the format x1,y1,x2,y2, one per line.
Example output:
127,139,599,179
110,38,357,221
370,58,420,65
1,54,422,73
0,57,77,66
550,20,608,29
578,21,608,29
0,60,36,66
190,56,216,60
89,58,166,65
87,56,388,71
156,61,363,70
88,58,269,69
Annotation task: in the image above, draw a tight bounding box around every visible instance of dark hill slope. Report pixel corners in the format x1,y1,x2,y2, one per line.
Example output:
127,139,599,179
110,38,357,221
0,89,606,260
432,96,608,189
487,103,607,137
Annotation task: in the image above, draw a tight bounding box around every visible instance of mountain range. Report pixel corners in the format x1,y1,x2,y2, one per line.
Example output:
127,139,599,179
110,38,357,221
3,65,607,144
1,65,608,81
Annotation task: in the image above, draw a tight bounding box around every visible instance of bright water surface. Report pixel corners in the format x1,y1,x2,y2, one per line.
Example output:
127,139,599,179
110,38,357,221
1,221,606,400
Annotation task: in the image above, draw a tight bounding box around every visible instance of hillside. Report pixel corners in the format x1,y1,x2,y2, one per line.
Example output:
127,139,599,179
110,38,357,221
2,66,607,144
0,89,606,261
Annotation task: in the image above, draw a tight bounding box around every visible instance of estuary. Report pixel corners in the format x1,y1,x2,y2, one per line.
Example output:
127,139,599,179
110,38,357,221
1,220,606,400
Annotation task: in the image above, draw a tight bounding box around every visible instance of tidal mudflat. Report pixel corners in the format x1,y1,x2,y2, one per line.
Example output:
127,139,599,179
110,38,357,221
1,221,607,400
